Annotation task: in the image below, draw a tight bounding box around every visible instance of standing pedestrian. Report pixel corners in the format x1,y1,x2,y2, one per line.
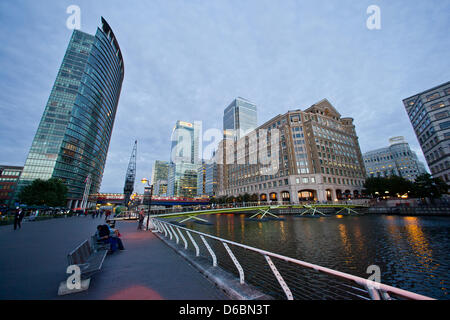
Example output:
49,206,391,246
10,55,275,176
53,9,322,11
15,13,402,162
138,209,145,230
14,208,23,230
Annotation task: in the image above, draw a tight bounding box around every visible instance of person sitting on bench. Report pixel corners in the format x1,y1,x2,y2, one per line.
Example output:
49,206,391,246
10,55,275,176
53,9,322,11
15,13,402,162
96,224,124,252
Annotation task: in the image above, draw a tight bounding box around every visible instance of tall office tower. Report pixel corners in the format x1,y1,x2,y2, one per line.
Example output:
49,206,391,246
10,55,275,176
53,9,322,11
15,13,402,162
403,81,450,183
168,120,201,197
204,162,218,196
223,97,257,141
196,161,206,196
151,160,169,196
217,99,366,202
15,18,124,208
363,136,427,182
170,121,201,164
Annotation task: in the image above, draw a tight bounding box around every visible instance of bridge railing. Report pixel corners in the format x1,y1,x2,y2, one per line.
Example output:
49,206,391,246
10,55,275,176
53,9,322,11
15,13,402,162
149,218,433,300
114,211,138,219
149,200,369,216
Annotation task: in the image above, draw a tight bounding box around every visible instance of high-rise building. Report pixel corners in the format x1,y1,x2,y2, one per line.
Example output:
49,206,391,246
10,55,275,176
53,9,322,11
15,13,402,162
168,120,201,197
0,165,23,208
151,160,169,196
223,97,257,141
14,18,124,208
363,136,427,181
196,161,206,196
217,99,366,202
167,162,199,198
204,162,218,196
170,121,201,164
403,81,450,183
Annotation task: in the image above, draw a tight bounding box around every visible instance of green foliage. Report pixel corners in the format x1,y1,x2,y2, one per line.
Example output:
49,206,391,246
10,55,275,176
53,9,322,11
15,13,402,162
411,174,448,199
18,178,68,207
364,174,448,199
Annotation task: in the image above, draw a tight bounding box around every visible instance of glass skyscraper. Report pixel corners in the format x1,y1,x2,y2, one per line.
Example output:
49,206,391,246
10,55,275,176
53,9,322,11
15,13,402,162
15,18,124,208
223,97,257,141
151,160,169,196
168,120,201,197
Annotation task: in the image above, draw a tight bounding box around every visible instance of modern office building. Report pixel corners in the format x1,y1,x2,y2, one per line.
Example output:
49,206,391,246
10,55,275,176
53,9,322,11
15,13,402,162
170,120,201,164
196,161,206,196
0,165,23,208
363,137,427,181
223,97,258,141
217,99,366,202
14,18,124,208
403,81,450,183
151,160,169,196
168,120,201,197
167,162,199,198
204,162,218,196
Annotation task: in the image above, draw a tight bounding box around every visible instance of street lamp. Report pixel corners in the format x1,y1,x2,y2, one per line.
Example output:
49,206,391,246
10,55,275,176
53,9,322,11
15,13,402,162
141,178,153,230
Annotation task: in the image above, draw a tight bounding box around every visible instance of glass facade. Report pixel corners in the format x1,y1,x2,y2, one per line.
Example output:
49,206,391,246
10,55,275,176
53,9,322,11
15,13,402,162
167,162,199,198
223,97,257,141
151,160,169,196
204,162,218,196
170,121,200,164
168,120,201,197
15,18,124,208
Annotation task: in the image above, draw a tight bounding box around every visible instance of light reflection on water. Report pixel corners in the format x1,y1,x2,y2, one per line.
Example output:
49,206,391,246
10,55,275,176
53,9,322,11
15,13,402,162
185,214,450,299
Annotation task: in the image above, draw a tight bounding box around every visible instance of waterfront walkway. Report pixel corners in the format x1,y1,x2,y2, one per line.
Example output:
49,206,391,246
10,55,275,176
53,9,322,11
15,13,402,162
0,216,228,300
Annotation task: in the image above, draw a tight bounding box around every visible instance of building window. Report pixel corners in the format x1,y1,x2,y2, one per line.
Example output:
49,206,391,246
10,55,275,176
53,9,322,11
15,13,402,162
435,111,448,120
426,92,440,102
439,121,450,130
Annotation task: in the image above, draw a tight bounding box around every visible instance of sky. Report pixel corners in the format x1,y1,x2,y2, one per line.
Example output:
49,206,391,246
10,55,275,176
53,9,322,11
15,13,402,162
0,0,449,194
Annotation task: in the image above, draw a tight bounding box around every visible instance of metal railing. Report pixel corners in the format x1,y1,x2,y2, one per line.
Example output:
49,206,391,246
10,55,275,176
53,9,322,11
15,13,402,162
149,218,434,300
149,201,369,216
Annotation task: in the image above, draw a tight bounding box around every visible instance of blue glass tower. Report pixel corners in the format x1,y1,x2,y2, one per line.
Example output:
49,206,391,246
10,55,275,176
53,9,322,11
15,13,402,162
15,18,124,208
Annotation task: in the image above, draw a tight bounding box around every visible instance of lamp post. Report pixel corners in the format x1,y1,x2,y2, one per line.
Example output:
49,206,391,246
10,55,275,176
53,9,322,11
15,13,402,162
141,178,153,230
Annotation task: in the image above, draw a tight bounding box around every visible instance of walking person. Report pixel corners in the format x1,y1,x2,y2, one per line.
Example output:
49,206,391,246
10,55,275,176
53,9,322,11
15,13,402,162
13,208,24,230
138,209,145,230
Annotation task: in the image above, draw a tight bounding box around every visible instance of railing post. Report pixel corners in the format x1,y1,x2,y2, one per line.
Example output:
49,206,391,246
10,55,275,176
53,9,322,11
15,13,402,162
160,221,168,237
264,255,293,300
165,223,173,240
177,228,188,249
162,222,171,238
223,242,244,285
169,225,179,244
186,231,200,256
201,236,217,267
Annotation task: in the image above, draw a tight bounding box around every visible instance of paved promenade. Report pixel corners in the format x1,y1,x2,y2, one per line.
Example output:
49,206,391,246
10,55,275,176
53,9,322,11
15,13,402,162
0,216,228,300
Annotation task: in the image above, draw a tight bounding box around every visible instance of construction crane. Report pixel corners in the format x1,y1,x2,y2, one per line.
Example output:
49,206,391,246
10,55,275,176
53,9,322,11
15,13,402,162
123,140,137,207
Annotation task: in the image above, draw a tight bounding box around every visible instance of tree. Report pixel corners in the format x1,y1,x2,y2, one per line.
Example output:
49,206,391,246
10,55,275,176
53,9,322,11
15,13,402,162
411,174,448,200
18,178,68,207
363,177,387,197
363,176,413,198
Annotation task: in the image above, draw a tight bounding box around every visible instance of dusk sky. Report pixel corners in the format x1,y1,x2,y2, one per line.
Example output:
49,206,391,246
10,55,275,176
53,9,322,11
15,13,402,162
0,0,449,194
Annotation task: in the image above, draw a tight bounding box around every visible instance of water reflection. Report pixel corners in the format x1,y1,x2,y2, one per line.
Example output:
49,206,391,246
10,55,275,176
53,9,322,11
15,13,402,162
186,214,450,299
